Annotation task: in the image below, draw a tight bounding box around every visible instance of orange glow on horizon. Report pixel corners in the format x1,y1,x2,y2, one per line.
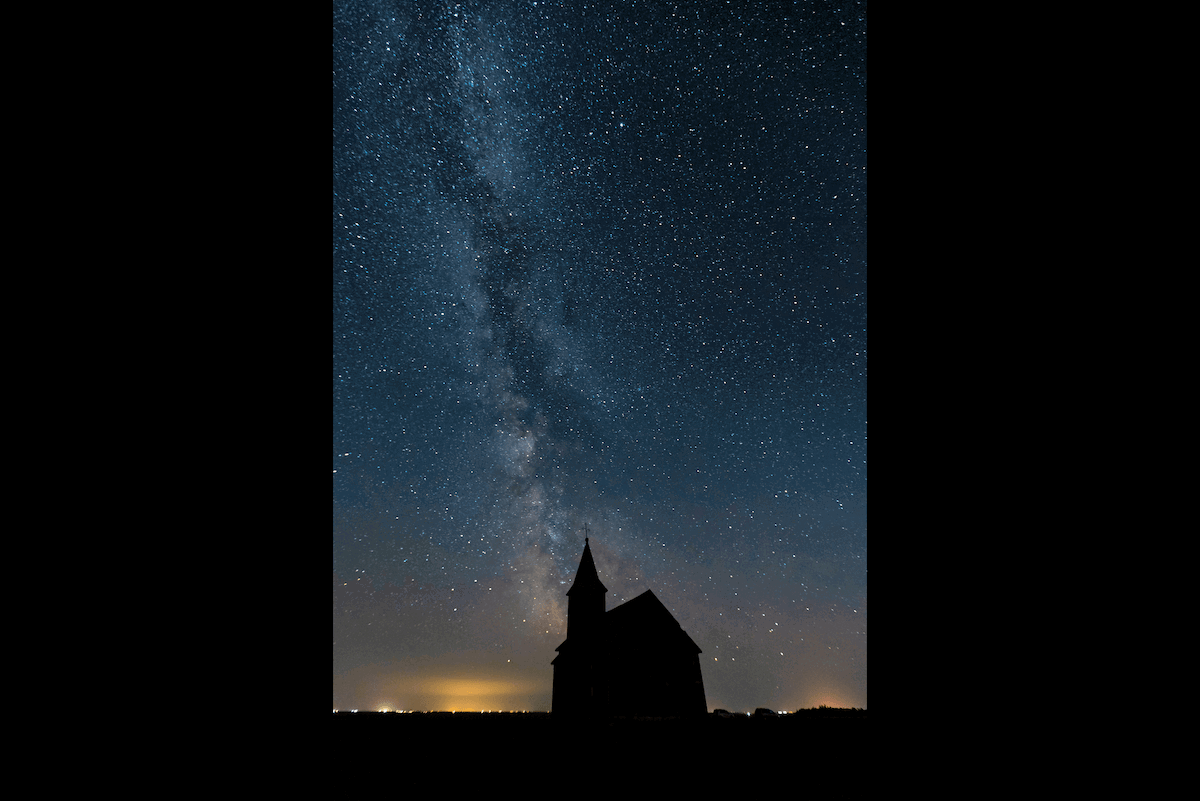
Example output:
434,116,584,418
371,675,546,713
805,690,859,709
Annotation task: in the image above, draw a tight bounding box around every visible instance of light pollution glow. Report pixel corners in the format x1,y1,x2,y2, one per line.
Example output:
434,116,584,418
346,667,856,713
338,661,548,713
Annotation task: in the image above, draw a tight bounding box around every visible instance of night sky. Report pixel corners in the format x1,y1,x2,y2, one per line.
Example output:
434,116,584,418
333,0,866,713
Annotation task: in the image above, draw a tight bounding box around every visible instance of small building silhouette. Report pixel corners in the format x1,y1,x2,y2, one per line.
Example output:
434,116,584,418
552,538,707,718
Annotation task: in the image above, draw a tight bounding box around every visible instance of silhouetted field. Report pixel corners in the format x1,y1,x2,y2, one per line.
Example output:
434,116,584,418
333,708,864,760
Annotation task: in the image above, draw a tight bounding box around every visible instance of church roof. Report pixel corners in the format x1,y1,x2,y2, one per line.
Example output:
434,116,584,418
553,545,704,676
605,589,702,655
553,588,702,658
566,538,607,596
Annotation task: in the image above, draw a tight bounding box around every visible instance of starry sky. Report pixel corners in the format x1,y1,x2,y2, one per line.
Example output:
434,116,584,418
334,0,865,713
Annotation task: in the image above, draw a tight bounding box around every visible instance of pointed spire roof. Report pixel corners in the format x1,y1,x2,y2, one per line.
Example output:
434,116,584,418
567,536,607,596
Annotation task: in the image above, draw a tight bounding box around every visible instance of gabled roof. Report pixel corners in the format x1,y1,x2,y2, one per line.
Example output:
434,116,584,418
605,588,702,655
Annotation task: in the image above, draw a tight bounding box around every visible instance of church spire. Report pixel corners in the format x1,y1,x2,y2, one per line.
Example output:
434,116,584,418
568,532,606,597
566,532,606,639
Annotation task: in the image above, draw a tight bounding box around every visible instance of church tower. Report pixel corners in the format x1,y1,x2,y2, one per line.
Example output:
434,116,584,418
566,537,606,639
552,536,608,718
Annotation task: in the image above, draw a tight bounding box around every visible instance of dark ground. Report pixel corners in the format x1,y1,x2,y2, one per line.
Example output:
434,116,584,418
333,709,864,766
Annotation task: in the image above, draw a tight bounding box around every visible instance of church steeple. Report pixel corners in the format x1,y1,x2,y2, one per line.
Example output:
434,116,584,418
566,535,606,640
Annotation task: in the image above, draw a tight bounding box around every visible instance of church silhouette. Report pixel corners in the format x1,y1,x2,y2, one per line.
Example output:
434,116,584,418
552,538,707,718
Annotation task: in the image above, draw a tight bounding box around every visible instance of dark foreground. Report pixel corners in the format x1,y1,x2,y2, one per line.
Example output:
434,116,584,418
334,709,864,765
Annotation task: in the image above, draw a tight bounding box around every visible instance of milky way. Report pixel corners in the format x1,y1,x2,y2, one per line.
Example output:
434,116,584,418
334,0,866,712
